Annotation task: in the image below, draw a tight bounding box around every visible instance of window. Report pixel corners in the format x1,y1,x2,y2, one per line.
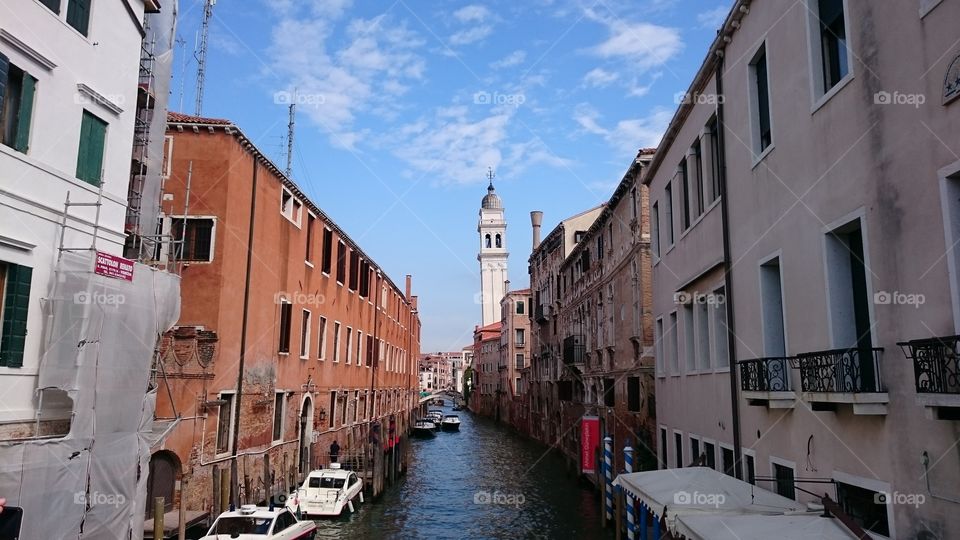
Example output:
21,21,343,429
318,316,327,360
272,511,296,533
305,214,315,263
171,217,214,261
321,228,333,273
597,233,604,260
703,441,716,469
515,329,524,346
706,117,721,202
345,327,353,364
627,377,641,412
76,110,107,185
760,257,786,357
712,287,729,368
66,0,91,35
674,432,683,468
336,242,347,284
774,462,796,500
651,202,660,258
0,56,37,153
837,481,889,536
328,392,337,429
664,182,674,245
515,353,523,369
332,322,341,362
359,261,371,297
272,392,285,441
750,44,772,155
300,310,311,358
691,143,704,217
721,446,735,477
574,231,585,243
39,0,61,14
278,300,292,354
516,301,524,314
682,303,694,373
659,427,668,469
655,317,664,376
744,453,756,484
348,251,359,291
668,312,679,374
495,234,502,248
484,234,491,248
216,393,233,454
366,335,374,367
679,161,690,230
0,262,32,368
690,437,701,466
814,0,849,93
696,300,711,371
356,331,362,367
603,378,615,407
825,220,873,352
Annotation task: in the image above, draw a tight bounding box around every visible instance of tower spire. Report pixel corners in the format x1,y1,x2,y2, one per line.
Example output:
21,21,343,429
486,166,495,190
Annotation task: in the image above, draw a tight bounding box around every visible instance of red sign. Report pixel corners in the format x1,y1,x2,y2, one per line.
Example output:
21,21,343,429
581,416,600,474
94,251,134,281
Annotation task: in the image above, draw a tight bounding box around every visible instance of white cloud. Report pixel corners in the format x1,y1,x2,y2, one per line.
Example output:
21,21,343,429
582,67,619,87
453,4,492,23
573,104,671,154
583,9,682,70
697,5,730,29
449,25,494,46
490,50,526,69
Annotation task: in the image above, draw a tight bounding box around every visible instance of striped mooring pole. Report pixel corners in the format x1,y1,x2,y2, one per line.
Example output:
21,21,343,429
624,446,636,539
604,436,614,522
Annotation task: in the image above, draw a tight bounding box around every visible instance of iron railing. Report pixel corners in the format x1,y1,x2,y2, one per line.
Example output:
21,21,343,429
563,335,585,365
898,335,960,394
795,347,884,393
739,357,793,392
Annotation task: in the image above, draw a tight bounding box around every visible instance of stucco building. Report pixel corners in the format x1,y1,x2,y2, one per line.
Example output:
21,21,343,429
498,288,531,427
471,321,501,417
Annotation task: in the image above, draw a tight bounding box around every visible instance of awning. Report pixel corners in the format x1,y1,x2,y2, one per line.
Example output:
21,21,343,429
613,467,856,540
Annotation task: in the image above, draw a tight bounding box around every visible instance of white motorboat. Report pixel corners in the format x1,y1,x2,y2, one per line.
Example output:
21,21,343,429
413,420,437,437
441,414,461,431
199,504,316,539
285,464,364,518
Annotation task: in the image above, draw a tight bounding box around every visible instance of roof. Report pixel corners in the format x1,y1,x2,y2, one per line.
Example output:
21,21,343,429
476,322,502,332
481,181,503,210
167,111,232,125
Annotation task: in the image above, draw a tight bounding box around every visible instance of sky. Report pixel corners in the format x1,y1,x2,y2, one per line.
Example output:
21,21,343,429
170,0,733,353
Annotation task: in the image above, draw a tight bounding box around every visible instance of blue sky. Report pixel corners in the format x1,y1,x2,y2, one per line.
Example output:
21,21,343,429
171,0,732,352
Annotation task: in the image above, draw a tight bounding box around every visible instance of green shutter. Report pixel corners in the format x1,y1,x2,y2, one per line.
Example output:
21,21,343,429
76,111,106,185
1,264,32,368
13,73,35,153
66,0,90,36
0,53,8,117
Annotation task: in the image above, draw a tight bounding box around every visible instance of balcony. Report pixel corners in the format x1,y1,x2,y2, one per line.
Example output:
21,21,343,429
794,347,888,415
535,304,548,324
563,335,585,368
898,335,960,412
739,357,796,408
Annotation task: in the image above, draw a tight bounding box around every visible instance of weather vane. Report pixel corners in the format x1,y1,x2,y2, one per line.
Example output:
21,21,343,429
486,166,495,187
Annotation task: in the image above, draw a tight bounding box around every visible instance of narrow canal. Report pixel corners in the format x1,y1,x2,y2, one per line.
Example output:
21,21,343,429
312,405,612,539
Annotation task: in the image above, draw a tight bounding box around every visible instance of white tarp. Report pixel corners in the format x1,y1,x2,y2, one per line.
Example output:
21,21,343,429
0,250,180,539
613,467,856,540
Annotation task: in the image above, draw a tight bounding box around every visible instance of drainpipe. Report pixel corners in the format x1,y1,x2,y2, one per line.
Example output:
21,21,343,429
231,156,259,502
715,48,744,480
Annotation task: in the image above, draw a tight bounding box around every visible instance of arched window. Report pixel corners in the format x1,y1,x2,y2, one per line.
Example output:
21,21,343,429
485,234,491,248
495,234,502,248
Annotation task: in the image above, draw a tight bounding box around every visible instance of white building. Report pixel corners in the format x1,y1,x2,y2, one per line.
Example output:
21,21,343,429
478,180,508,326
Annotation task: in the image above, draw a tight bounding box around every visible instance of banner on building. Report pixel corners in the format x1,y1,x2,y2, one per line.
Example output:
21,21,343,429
581,416,600,474
94,251,134,281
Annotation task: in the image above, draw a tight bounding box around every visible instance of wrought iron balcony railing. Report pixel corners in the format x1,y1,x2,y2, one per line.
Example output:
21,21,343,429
739,357,793,392
897,335,960,395
795,347,884,394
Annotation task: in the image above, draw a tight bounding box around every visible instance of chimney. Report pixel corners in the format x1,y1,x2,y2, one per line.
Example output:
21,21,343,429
530,211,543,250
405,274,412,302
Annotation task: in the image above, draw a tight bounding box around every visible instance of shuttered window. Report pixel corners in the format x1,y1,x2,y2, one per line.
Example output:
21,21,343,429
0,263,33,368
76,110,107,185
40,0,61,13
66,0,91,36
0,55,37,154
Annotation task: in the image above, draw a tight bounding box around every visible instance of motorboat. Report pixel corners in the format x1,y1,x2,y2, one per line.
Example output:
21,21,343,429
199,504,317,539
441,414,461,431
285,464,364,518
412,419,437,437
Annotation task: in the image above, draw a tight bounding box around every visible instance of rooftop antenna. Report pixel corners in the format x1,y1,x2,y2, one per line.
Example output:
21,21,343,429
175,35,187,112
285,89,296,179
194,0,216,116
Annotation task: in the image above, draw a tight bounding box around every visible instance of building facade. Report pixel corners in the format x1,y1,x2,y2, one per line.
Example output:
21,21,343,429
419,351,458,393
478,181,508,326
155,112,421,515
471,322,501,417
498,288,531,427
648,1,960,537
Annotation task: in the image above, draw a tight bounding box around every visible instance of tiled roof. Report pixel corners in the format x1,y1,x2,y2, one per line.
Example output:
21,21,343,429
167,111,232,125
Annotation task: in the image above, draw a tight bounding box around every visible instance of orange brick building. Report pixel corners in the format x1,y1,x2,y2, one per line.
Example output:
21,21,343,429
150,112,421,518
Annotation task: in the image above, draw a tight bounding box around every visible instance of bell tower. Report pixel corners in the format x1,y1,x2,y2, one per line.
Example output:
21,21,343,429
478,167,508,326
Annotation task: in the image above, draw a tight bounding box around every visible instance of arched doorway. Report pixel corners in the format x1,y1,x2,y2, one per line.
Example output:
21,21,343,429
298,396,314,473
146,450,180,519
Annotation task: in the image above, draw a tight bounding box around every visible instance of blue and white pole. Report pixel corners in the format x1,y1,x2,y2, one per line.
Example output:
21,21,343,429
624,445,636,539
603,436,614,522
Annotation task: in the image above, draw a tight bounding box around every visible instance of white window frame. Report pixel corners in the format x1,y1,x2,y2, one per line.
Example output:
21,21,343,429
701,437,718,470
741,447,757,484
711,285,730,371
668,310,680,375
804,0,855,112
165,215,217,263
938,160,960,334
832,469,894,536
769,455,798,499
332,321,341,363
300,309,311,359
747,40,775,165
758,250,789,358
719,442,736,476
272,391,286,442
318,316,327,361
655,316,665,377
820,209,876,349
345,327,353,365
672,429,684,468
356,330,363,368
689,434,702,465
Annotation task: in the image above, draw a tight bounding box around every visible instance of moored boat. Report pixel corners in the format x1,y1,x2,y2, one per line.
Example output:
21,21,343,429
285,464,364,518
412,420,437,437
441,414,461,431
199,504,317,539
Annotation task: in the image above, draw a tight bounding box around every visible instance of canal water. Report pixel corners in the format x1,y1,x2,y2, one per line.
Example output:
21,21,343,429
312,405,612,539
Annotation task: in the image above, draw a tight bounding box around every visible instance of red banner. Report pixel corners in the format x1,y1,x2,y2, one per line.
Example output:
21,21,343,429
94,251,134,281
581,416,599,474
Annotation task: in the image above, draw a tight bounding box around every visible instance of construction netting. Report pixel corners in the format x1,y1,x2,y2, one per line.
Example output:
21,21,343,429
0,250,180,539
